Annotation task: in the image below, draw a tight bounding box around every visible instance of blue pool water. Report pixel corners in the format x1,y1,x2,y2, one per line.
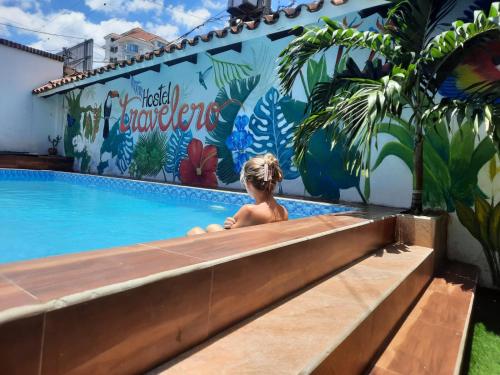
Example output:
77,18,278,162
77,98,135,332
0,170,354,263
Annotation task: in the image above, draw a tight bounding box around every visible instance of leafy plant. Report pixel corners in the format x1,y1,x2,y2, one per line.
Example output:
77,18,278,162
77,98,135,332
165,127,193,182
98,119,134,175
299,128,363,201
129,129,168,179
248,87,300,187
206,75,261,184
207,53,253,89
278,1,500,213
373,118,497,211
456,196,500,286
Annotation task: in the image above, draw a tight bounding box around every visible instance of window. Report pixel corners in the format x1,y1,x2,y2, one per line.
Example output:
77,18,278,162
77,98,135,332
126,43,139,53
110,46,118,53
110,57,117,63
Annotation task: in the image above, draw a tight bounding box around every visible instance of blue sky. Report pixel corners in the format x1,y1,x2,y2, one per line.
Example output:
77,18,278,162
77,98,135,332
0,0,295,65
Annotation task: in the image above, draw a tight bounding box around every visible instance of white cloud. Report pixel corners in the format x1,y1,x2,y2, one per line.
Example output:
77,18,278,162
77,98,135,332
85,0,164,14
166,5,211,29
205,0,225,10
146,22,179,42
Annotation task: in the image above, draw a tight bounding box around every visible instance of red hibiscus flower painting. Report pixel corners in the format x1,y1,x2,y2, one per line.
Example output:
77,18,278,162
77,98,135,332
179,138,218,187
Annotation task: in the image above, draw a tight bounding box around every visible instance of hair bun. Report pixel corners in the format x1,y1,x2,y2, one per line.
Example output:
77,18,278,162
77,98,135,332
263,153,283,183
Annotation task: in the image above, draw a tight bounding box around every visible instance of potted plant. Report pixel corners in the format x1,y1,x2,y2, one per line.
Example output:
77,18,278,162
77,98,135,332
48,135,62,156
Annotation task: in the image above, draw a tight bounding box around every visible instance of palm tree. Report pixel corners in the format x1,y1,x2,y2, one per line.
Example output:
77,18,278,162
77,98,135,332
278,0,500,214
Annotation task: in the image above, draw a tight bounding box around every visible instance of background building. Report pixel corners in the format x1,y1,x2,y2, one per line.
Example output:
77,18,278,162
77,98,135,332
103,28,168,63
0,38,64,154
57,39,93,74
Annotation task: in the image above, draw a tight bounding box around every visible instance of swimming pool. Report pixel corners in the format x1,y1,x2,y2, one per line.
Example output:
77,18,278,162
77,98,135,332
0,169,355,263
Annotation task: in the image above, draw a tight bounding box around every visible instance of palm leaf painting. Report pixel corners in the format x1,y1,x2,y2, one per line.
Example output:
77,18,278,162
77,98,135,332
206,75,261,184
248,87,301,188
206,53,253,89
456,197,500,286
98,119,134,175
129,129,168,179
372,118,497,211
165,127,193,182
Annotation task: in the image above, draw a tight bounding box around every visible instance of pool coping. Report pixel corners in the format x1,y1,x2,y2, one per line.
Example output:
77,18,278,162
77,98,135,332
0,213,397,324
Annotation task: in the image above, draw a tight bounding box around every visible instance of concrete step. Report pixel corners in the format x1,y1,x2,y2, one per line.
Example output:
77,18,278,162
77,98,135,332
149,244,435,374
369,262,478,375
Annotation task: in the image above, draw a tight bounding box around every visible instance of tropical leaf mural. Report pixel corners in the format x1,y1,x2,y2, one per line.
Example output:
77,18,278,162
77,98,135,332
129,129,168,180
456,196,500,286
298,128,363,201
206,75,261,184
165,127,193,182
64,90,85,157
372,119,497,212
98,118,134,175
207,53,253,89
248,87,300,187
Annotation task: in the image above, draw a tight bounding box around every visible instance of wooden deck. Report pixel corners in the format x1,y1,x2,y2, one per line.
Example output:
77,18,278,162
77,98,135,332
0,153,73,171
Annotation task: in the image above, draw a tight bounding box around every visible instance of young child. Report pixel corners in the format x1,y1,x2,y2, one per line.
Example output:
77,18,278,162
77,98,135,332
187,153,288,235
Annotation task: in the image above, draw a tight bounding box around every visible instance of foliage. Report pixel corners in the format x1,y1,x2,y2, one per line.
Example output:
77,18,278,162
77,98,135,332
298,128,363,201
206,75,260,184
373,119,497,211
64,90,84,156
207,53,253,89
98,119,134,175
165,127,193,182
248,87,300,184
129,129,167,179
278,0,500,213
48,135,62,148
456,196,500,286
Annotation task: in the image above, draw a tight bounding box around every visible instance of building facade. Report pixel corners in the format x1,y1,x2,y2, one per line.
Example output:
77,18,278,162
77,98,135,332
104,28,168,63
0,39,64,154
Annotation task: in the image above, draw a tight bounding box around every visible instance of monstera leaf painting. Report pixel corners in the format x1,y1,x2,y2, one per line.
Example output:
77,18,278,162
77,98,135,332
98,119,134,175
165,127,193,182
299,128,362,201
248,87,301,188
206,75,260,184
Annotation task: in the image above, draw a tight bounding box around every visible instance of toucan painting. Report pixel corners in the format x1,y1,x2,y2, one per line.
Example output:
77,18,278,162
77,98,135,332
103,90,119,139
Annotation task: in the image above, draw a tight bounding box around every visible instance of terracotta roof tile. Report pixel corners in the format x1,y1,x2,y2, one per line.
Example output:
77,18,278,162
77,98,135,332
0,38,64,62
33,0,348,95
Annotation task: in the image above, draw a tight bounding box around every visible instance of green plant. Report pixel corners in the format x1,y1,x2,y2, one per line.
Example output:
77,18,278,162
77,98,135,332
129,129,168,180
456,196,500,286
278,1,500,214
48,135,62,149
373,118,496,211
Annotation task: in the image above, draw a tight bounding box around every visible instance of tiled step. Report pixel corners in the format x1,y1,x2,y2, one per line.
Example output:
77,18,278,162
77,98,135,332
369,262,478,375
149,244,435,374
0,215,395,375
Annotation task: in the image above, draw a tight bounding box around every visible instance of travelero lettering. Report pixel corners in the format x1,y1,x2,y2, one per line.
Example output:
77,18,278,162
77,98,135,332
119,83,235,134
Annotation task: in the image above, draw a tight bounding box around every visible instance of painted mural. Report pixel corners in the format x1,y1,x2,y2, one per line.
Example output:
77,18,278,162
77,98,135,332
60,2,499,287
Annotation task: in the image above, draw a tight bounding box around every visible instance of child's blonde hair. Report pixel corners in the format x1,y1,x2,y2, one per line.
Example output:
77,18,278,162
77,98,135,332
240,153,283,193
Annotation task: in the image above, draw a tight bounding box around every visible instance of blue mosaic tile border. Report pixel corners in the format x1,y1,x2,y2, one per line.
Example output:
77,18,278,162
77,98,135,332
0,169,357,217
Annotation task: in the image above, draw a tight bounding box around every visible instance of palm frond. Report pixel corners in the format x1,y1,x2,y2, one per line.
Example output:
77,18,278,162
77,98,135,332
387,0,457,53
278,19,395,94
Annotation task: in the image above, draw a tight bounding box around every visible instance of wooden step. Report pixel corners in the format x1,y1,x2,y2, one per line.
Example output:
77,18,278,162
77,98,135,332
149,244,435,374
0,215,394,375
369,262,478,375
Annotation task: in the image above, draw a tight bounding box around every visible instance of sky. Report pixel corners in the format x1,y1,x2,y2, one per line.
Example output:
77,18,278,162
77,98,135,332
0,0,295,65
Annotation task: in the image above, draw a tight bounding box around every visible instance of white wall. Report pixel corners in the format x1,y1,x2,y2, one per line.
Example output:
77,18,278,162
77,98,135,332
0,44,63,154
